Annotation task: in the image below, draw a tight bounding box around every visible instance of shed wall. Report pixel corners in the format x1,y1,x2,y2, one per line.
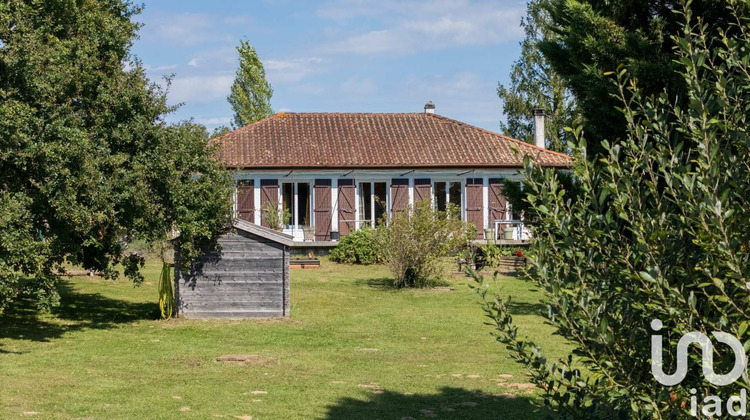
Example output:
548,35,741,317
175,231,290,318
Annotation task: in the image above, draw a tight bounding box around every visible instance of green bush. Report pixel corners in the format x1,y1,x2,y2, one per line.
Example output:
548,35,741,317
329,227,384,265
473,5,750,419
380,201,474,287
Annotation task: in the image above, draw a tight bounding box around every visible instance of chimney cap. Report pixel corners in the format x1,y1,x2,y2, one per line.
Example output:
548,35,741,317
533,108,545,116
424,101,436,113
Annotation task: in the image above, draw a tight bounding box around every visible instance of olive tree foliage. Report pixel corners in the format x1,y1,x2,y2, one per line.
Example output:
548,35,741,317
0,0,233,313
227,40,273,128
378,201,474,288
498,0,579,152
473,4,750,419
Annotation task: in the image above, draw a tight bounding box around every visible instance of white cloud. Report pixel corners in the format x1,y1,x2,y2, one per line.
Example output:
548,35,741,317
140,12,251,47
143,13,216,47
196,116,232,126
167,73,234,105
320,0,524,55
264,57,323,83
153,64,177,71
399,72,501,125
185,46,238,70
340,76,376,95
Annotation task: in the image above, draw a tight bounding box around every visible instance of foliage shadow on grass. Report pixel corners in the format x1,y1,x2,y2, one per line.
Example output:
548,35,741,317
354,277,453,290
507,301,548,316
321,386,552,420
0,280,159,347
354,277,396,290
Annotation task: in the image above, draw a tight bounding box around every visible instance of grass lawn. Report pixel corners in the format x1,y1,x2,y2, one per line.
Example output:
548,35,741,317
0,258,569,419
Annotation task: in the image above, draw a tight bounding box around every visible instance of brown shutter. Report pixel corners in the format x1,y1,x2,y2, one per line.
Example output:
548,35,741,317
489,178,507,222
236,180,255,222
390,179,409,215
260,179,279,228
414,179,431,203
338,179,355,237
314,179,332,241
465,178,484,239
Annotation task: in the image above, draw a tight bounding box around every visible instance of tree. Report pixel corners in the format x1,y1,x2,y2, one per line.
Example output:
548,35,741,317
498,0,579,152
211,125,231,138
0,0,233,313
539,0,739,157
474,3,750,418
227,40,273,128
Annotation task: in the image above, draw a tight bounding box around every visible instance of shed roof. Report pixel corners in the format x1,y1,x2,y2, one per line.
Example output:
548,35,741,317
213,112,572,169
232,219,294,247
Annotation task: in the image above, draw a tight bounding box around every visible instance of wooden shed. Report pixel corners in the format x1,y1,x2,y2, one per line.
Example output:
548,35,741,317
174,219,293,318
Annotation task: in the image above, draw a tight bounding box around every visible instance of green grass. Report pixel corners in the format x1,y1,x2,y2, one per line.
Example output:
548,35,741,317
0,259,570,419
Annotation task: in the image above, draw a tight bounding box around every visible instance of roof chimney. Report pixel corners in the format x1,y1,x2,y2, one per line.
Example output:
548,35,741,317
533,108,545,149
424,101,435,114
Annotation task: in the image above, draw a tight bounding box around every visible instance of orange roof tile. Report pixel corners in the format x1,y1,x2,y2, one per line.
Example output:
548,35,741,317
213,112,572,169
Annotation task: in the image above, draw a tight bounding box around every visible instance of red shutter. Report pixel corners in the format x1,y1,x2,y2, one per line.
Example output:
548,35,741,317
338,179,355,236
260,179,279,228
236,182,255,222
414,179,431,203
489,178,507,222
465,178,484,239
390,179,409,215
314,179,332,241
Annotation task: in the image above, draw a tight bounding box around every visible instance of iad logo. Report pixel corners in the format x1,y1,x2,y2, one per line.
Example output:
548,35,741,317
650,319,749,417
650,319,746,386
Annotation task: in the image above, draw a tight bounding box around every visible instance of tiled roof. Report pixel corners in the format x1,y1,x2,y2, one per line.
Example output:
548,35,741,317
213,112,572,169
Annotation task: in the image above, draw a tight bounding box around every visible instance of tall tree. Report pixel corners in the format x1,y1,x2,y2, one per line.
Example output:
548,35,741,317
227,40,273,128
498,0,578,152
539,0,739,157
0,0,232,313
476,3,750,418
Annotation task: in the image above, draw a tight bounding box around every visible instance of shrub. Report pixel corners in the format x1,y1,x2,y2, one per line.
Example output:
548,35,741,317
380,201,474,287
473,6,750,419
329,227,384,265
261,202,291,231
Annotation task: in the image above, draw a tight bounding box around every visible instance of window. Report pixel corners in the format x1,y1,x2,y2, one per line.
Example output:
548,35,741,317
434,181,462,219
358,181,388,228
359,182,372,225
434,182,447,212
449,182,462,218
373,182,386,224
282,183,294,226
281,182,311,228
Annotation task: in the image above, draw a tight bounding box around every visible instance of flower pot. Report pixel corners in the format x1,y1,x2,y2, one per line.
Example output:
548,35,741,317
503,227,515,240
483,228,495,240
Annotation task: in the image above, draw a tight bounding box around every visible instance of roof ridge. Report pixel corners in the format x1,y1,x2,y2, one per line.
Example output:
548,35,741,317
426,113,573,160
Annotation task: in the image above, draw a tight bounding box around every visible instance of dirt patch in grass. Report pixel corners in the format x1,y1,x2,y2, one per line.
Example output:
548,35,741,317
216,355,278,366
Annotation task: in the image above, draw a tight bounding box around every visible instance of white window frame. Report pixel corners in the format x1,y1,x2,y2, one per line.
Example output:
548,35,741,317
355,179,390,229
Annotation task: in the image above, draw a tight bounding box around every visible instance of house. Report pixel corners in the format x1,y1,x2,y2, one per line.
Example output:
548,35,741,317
213,103,571,243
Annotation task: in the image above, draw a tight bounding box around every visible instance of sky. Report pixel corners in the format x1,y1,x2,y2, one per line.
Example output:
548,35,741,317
132,0,527,133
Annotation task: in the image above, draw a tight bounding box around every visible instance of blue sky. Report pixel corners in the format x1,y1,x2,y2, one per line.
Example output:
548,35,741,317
132,0,527,133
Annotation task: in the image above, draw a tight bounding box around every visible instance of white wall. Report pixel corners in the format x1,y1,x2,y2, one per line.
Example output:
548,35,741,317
233,168,524,239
